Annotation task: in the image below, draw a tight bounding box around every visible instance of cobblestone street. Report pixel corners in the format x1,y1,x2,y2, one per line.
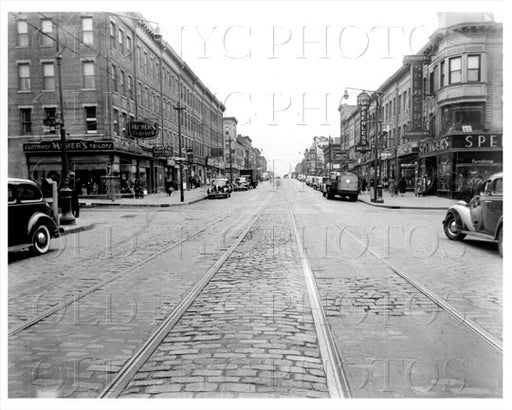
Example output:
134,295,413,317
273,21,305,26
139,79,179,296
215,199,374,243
7,181,503,400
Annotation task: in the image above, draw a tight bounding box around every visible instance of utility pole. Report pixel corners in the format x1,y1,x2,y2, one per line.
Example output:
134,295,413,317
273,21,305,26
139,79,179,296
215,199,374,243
55,15,74,225
174,103,186,202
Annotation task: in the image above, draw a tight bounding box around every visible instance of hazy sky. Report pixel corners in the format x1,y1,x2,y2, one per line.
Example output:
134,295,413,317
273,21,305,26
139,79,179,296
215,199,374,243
143,1,503,175
2,1,504,176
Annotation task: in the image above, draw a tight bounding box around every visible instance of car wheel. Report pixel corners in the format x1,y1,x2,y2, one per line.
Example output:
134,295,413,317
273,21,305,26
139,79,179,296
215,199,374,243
350,195,357,202
443,213,466,241
498,228,503,257
327,191,334,200
31,224,51,255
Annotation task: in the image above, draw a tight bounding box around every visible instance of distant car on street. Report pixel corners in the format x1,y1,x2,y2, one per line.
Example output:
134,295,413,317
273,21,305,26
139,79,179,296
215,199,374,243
234,177,250,191
443,172,503,256
207,178,232,199
8,178,60,255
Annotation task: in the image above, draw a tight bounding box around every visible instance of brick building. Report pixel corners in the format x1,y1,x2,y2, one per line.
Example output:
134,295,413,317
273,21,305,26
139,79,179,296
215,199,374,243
339,12,502,198
8,12,225,194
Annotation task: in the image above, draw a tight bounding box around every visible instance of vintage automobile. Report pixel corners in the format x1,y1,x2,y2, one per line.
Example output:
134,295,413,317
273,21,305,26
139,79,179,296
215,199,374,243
326,172,360,201
207,178,232,199
443,172,503,256
8,178,60,255
233,176,250,191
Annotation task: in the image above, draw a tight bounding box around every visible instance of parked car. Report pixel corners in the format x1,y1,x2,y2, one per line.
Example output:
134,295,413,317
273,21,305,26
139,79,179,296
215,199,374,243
8,178,60,255
207,178,232,199
443,172,503,256
234,177,250,191
326,172,360,201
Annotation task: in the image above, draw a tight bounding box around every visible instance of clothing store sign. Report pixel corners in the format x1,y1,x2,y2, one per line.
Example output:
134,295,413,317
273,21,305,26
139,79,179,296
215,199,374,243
356,92,371,152
24,140,114,152
128,120,159,138
403,55,431,138
452,134,502,149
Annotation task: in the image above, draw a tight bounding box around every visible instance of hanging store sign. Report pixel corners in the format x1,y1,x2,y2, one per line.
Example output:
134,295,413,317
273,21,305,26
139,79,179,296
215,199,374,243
356,103,371,153
24,140,114,152
403,55,431,139
210,147,224,156
153,145,174,158
128,120,159,138
419,134,502,156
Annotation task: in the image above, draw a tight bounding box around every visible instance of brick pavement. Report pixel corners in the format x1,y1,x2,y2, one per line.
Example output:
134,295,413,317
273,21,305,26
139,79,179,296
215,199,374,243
119,200,329,398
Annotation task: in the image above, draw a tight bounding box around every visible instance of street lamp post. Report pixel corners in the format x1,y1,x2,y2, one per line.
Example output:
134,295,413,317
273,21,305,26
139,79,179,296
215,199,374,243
55,30,75,225
174,103,186,202
343,87,384,203
226,126,233,182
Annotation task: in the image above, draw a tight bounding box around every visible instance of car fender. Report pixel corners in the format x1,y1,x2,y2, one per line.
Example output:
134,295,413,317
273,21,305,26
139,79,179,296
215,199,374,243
495,216,503,239
28,213,57,237
445,205,472,231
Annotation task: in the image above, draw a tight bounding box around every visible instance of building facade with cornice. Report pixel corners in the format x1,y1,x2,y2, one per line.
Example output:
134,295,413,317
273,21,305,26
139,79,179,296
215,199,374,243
339,12,502,198
8,12,225,194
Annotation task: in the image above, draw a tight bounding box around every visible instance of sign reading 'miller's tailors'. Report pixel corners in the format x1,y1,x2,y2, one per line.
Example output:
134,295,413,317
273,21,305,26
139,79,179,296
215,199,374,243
128,120,158,138
24,140,114,152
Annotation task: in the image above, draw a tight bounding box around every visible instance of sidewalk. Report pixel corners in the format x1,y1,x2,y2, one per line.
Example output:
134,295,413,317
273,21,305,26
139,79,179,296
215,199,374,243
79,187,208,208
358,190,458,210
54,188,208,236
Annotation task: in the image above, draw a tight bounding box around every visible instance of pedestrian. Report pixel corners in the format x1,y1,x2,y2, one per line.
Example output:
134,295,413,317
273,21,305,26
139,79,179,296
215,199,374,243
398,176,407,196
165,179,174,196
389,176,396,196
69,172,81,218
361,178,368,194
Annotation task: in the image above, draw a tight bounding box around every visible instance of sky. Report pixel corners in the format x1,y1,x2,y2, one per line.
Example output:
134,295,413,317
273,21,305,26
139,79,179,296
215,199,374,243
1,0,504,176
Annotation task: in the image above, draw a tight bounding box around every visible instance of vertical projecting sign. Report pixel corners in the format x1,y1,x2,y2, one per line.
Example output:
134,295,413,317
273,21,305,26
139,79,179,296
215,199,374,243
355,91,371,153
404,55,431,138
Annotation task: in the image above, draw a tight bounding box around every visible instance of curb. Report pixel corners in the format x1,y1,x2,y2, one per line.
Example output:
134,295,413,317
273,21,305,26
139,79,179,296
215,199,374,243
80,196,208,208
59,223,96,236
357,199,448,210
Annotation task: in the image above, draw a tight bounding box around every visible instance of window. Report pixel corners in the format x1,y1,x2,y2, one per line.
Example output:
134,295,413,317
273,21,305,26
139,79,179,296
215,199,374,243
138,82,142,106
144,52,148,74
82,17,93,44
17,21,28,47
137,46,142,69
144,87,149,107
442,103,485,134
43,107,56,134
397,94,401,114
41,19,53,46
82,61,95,88
467,55,481,82
20,108,32,134
492,178,503,195
429,70,435,95
126,35,132,60
85,106,97,133
110,22,116,48
121,112,127,136
120,70,126,95
449,57,461,84
118,29,124,53
403,90,407,111
112,64,118,92
17,184,42,202
42,63,55,90
18,63,30,91
440,61,445,87
113,108,119,135
128,76,133,99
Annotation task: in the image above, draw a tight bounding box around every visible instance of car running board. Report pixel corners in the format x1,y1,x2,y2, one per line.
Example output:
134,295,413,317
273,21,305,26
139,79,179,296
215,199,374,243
460,230,497,241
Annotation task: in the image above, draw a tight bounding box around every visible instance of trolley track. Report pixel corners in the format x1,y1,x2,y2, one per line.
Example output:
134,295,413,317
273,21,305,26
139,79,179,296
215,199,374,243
99,195,271,397
301,197,503,353
8,190,269,337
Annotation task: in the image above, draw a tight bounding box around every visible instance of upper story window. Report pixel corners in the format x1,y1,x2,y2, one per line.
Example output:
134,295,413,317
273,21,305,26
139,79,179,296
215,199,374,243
82,17,93,44
20,108,32,134
118,29,124,53
17,21,28,47
112,64,118,92
467,55,481,82
110,22,116,48
449,57,462,84
18,63,30,91
126,35,132,60
440,60,446,87
44,107,56,134
41,19,53,46
42,62,55,90
84,106,97,133
82,61,95,88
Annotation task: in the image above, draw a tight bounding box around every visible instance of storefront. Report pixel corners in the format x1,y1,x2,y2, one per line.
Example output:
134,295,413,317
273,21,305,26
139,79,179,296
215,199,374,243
418,133,502,198
23,138,154,196
396,142,419,191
